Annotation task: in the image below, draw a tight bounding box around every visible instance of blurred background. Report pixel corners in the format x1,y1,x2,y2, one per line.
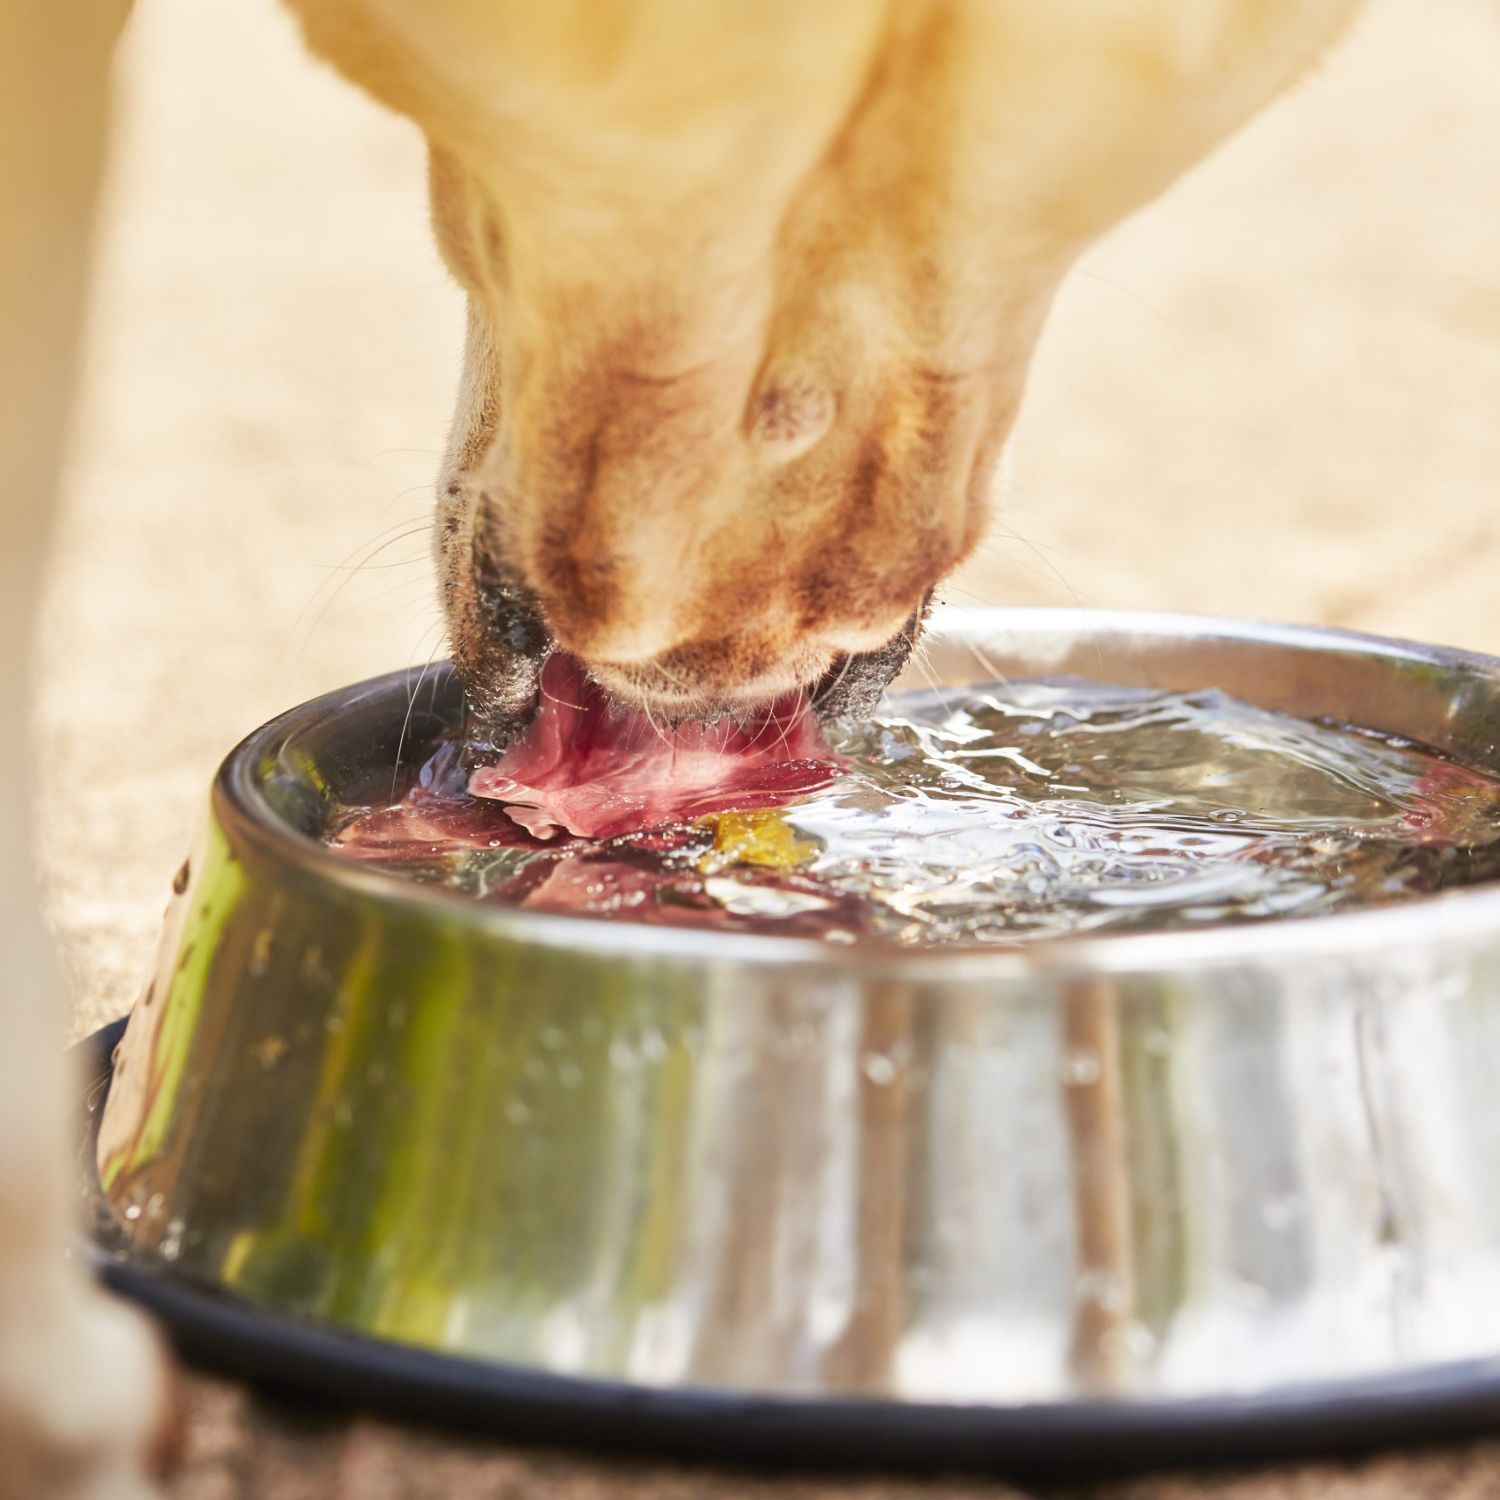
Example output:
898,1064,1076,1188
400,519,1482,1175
41,0,1500,1030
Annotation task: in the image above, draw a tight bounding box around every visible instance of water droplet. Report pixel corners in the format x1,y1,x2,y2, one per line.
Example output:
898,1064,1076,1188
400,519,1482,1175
159,1220,186,1262
249,928,275,978
1262,1191,1305,1232
1224,1276,1273,1313
862,1052,897,1086
774,1024,812,1060
1075,1269,1129,1314
123,1203,142,1222
1100,1320,1157,1362
505,1098,531,1126
300,945,331,986
253,1035,289,1070
1059,1049,1101,1087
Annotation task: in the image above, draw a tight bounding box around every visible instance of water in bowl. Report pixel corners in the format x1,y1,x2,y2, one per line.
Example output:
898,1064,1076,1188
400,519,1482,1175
325,678,1500,943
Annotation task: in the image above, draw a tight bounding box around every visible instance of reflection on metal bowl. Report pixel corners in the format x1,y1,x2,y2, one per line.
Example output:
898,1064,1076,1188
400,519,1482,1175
94,608,1500,1439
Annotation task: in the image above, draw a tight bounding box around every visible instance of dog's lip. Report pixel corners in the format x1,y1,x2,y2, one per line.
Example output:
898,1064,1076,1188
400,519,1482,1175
585,655,827,718
457,575,934,746
809,595,932,720
463,636,923,759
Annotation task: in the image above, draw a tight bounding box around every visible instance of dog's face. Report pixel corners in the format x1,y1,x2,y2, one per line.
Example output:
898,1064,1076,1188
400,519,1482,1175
285,0,1355,721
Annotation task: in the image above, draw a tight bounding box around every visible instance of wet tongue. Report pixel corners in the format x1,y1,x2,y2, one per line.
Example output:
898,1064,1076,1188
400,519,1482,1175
468,652,845,840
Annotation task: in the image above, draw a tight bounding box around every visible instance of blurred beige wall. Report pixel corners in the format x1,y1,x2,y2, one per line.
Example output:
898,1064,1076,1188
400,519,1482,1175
38,0,1500,1029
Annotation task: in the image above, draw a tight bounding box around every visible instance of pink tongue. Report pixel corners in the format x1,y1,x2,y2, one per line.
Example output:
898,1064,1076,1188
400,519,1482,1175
468,653,844,840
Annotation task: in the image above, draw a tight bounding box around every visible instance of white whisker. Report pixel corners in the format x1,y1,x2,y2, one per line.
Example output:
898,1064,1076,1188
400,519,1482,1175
391,621,448,803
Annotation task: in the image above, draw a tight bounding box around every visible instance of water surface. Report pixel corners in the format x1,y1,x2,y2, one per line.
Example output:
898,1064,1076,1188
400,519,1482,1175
326,678,1500,942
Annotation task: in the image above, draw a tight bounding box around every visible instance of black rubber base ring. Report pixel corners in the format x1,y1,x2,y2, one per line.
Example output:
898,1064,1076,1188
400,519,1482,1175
75,1020,1500,1481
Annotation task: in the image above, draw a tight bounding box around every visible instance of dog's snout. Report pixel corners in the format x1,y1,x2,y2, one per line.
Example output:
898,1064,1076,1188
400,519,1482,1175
443,283,1021,717
525,532,693,667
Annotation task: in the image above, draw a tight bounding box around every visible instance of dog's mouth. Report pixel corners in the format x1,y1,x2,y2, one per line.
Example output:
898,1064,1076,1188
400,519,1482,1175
453,550,931,752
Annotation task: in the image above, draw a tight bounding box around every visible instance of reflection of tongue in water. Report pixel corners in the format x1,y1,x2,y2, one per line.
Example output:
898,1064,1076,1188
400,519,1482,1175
467,652,845,840
323,654,860,935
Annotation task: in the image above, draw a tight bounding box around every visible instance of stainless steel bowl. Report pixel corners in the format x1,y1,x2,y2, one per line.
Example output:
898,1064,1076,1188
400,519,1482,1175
94,608,1500,1451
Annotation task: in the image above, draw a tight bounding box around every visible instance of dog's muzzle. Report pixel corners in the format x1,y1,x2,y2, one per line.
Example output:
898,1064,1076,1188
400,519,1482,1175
455,557,932,746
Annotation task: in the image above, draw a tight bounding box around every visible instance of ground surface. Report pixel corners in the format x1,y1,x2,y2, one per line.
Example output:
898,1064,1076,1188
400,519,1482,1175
38,0,1500,1493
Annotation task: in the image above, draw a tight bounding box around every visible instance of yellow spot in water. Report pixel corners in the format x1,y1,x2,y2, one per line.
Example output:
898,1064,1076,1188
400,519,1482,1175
697,809,818,874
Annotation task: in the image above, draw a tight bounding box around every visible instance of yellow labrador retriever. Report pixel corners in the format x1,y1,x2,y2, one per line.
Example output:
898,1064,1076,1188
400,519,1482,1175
0,1,1356,1492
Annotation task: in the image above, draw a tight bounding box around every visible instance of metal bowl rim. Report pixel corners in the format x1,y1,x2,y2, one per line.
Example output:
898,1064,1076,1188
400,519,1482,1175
218,605,1500,979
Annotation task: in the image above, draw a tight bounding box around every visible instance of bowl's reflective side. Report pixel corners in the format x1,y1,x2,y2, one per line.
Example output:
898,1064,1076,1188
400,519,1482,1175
97,802,1500,1403
95,610,1500,1407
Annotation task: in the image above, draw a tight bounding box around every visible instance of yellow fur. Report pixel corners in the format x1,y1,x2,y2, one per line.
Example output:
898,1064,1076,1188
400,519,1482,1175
287,0,1359,708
